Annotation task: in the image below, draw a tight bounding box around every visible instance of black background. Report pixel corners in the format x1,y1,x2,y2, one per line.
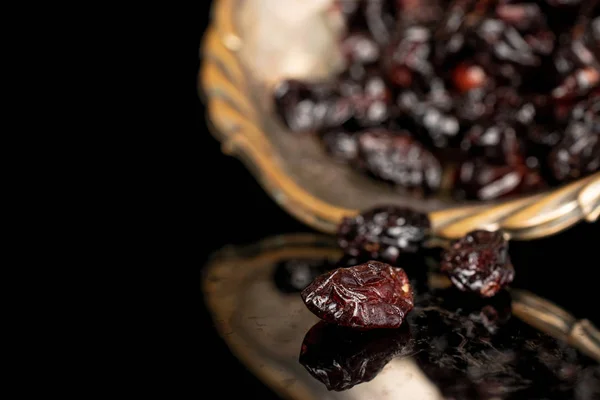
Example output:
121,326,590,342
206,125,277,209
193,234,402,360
194,2,598,398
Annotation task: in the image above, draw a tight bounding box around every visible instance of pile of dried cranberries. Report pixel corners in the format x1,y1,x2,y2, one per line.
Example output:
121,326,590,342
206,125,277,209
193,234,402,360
274,0,600,200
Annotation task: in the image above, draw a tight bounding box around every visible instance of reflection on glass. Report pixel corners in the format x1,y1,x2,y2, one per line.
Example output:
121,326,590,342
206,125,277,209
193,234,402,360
409,287,599,399
299,321,412,391
203,233,600,400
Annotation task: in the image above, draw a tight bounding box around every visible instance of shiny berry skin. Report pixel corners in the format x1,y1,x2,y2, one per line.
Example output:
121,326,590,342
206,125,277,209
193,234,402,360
455,159,545,200
301,261,414,330
274,80,353,133
356,130,443,192
549,96,600,182
337,205,431,262
441,230,515,298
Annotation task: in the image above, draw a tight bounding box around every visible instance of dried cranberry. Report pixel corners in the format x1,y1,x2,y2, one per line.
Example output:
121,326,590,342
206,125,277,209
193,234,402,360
440,230,515,297
396,86,461,148
384,26,433,88
461,122,524,166
356,130,443,192
549,97,600,182
301,261,414,329
340,32,381,66
299,321,412,391
363,0,398,45
340,74,392,127
455,159,545,200
273,80,353,133
337,205,431,262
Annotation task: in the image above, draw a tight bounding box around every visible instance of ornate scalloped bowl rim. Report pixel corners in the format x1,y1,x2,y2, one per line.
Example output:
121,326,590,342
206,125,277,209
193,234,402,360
199,0,600,240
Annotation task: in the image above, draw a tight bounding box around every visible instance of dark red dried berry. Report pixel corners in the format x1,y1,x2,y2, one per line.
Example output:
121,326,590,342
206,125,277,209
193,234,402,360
455,159,545,200
461,122,524,165
299,321,411,391
340,74,392,127
340,32,381,66
301,261,414,329
274,80,353,133
384,26,433,88
356,130,443,192
440,230,515,297
337,205,431,262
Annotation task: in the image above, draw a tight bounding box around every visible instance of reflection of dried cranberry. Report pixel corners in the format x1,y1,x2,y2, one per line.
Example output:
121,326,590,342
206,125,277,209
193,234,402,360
441,230,515,297
299,321,412,391
356,130,442,192
409,287,598,400
337,205,431,262
301,261,414,329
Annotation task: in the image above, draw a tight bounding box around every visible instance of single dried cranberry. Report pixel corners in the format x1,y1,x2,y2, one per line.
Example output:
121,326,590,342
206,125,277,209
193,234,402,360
299,321,412,391
548,97,600,182
301,261,414,329
440,230,515,297
273,80,353,133
340,74,392,127
363,0,398,45
356,130,443,192
340,32,381,66
496,3,546,32
461,122,524,165
455,159,545,200
396,86,461,149
337,205,431,262
384,26,433,88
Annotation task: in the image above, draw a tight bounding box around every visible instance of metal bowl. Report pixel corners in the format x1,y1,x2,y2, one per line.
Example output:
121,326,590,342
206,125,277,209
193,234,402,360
199,0,600,239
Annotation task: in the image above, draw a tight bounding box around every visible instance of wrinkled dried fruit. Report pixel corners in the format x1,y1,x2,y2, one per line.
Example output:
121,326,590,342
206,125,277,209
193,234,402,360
299,321,412,391
455,159,545,200
337,205,431,262
441,230,515,297
301,261,414,329
274,80,353,133
273,0,600,199
549,96,600,182
356,130,443,192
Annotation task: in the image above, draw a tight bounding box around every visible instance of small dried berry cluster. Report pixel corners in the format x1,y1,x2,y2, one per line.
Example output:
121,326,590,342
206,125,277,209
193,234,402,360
300,206,515,331
275,0,600,200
